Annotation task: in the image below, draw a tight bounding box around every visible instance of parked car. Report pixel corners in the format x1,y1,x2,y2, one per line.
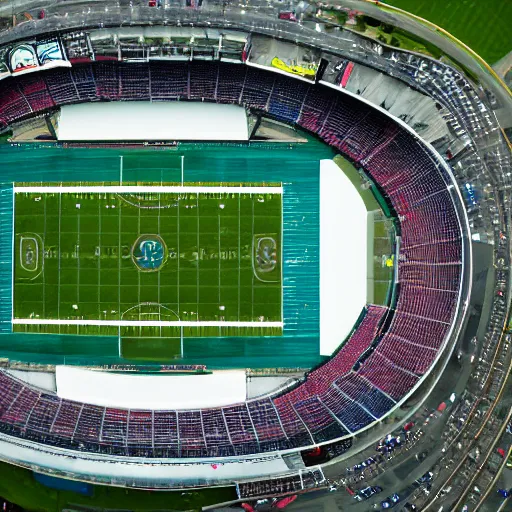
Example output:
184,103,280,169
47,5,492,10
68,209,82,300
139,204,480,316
278,11,298,21
415,450,428,462
415,471,433,485
354,486,382,501
381,493,400,509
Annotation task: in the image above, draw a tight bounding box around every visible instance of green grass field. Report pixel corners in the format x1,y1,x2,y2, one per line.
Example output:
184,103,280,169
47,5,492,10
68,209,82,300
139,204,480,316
13,183,283,340
384,0,512,65
0,461,236,512
373,217,394,305
0,142,328,368
333,156,394,307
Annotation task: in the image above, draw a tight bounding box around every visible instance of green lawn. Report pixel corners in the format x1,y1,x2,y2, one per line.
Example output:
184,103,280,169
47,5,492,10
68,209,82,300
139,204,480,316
0,141,327,369
372,218,394,306
384,0,512,65
13,184,282,339
0,461,236,512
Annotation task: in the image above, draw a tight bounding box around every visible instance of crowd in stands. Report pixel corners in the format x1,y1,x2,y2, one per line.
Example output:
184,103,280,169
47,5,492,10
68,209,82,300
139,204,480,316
0,60,463,458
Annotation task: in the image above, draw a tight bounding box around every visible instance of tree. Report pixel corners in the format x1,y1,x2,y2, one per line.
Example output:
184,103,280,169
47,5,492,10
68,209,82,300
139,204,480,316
335,11,348,26
390,36,400,48
355,16,366,32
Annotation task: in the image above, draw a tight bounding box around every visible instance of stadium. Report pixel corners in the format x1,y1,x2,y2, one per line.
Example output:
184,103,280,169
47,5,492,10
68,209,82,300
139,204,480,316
0,1,509,511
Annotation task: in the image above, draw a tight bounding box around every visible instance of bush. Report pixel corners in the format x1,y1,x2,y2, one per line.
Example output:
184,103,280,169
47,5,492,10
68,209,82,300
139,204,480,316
355,15,367,32
335,11,348,25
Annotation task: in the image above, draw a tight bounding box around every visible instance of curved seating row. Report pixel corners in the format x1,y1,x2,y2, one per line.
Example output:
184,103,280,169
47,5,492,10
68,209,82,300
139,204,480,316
0,60,463,458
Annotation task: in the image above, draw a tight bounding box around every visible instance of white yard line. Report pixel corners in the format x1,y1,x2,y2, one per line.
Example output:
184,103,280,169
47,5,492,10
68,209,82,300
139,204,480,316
157,190,161,331
280,189,284,323
14,186,283,195
10,187,15,322
13,319,283,327
117,195,121,321
76,206,80,305
177,192,180,316
57,193,61,320
97,194,101,318
238,194,241,322
196,193,199,320
42,194,47,318
218,214,221,306
137,202,141,323
251,197,254,320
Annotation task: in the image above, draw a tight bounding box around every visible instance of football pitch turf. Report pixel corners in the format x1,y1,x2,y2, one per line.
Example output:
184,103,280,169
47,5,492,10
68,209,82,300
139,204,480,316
0,140,332,368
13,184,283,339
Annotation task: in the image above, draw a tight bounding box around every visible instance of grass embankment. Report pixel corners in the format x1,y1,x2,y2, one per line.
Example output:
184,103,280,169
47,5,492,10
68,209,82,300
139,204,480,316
0,461,237,512
383,0,512,65
317,3,507,83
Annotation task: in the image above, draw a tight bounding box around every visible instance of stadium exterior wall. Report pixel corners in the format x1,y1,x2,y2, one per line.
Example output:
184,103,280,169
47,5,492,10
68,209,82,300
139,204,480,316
0,433,291,488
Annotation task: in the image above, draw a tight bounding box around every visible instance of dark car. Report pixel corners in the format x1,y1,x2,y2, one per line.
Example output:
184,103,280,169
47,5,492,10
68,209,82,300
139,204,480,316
415,471,433,485
415,450,428,462
354,485,383,501
381,493,400,509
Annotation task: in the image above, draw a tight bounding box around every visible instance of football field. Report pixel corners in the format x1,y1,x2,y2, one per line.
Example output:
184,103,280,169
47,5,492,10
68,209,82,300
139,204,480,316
13,183,283,339
0,141,329,368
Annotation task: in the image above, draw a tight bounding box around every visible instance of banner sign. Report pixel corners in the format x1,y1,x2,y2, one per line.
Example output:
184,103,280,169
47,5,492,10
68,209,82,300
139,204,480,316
1,37,69,78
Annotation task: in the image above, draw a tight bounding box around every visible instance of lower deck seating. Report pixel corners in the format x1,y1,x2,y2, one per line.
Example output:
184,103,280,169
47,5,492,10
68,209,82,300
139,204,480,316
303,305,388,395
359,352,420,400
101,408,128,446
335,373,396,419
